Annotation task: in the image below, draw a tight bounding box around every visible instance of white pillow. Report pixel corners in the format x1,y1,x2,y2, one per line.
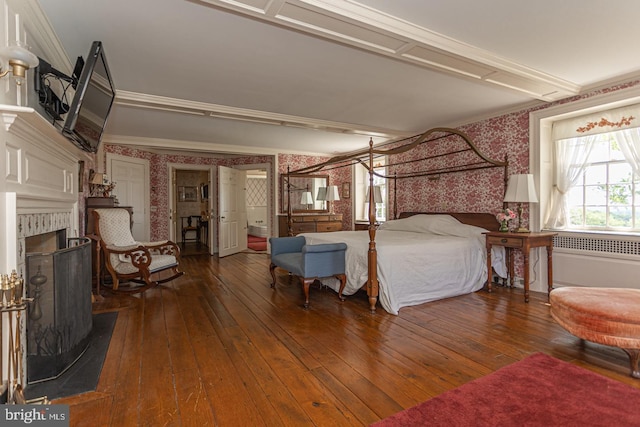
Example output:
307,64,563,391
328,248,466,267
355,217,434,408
379,214,486,238
378,214,460,233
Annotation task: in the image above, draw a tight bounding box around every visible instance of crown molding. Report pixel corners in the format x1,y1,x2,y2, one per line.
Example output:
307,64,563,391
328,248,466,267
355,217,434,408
115,90,411,139
103,133,332,157
578,71,640,95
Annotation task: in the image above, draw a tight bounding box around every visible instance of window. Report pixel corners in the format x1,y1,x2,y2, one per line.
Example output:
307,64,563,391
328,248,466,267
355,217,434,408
369,164,387,221
542,100,640,233
355,157,387,222
565,132,640,231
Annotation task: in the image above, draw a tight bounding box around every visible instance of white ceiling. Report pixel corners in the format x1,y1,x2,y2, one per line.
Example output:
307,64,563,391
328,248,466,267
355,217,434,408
35,0,640,156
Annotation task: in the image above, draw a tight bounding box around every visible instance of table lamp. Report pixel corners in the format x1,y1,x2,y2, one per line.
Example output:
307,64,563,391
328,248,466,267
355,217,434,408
365,185,383,204
325,185,340,214
504,174,539,233
316,187,327,210
300,191,313,210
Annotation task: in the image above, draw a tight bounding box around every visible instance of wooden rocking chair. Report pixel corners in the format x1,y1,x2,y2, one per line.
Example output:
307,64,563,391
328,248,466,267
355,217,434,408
93,208,184,293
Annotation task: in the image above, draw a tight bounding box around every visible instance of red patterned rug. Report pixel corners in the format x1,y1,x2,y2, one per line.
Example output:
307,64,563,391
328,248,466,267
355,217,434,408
248,234,267,251
372,353,640,426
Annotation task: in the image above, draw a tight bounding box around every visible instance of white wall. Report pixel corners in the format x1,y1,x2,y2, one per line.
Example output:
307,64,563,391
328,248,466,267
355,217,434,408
554,251,640,289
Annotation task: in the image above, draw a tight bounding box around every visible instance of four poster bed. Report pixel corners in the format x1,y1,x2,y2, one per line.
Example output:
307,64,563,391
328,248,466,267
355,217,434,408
283,127,509,314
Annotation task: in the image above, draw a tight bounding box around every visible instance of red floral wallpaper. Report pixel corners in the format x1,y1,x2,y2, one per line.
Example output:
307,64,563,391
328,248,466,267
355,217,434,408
388,112,526,219
104,145,275,241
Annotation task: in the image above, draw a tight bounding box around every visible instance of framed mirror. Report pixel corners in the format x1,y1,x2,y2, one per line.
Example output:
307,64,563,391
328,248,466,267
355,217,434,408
281,173,329,213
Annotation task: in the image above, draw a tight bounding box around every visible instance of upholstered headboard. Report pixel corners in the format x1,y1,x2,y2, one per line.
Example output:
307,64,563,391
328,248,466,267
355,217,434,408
398,212,499,232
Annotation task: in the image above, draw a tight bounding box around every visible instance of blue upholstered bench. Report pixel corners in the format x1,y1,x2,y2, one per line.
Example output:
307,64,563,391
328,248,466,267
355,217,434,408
269,236,347,308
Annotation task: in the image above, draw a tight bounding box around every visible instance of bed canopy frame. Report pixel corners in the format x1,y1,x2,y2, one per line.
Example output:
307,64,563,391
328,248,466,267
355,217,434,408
284,127,508,312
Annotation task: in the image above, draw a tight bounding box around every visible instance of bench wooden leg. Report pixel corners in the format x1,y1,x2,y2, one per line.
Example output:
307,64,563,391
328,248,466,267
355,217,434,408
301,277,314,309
622,348,640,379
269,263,277,288
336,274,346,302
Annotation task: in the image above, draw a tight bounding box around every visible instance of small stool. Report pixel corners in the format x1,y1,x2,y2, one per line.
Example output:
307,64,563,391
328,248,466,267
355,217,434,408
550,287,640,378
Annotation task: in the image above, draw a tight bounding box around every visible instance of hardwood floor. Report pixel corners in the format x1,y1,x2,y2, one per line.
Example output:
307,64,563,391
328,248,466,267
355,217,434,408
179,242,210,256
56,252,640,426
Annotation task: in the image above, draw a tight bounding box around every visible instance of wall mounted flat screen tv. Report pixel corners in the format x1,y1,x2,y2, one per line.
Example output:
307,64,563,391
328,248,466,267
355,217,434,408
61,41,115,153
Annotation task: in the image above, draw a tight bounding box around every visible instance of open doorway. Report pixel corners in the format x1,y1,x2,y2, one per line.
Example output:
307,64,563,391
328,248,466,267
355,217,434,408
230,162,272,253
174,168,211,256
245,168,268,252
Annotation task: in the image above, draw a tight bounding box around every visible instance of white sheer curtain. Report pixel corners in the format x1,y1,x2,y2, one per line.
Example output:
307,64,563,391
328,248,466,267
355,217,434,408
616,128,640,179
544,135,597,229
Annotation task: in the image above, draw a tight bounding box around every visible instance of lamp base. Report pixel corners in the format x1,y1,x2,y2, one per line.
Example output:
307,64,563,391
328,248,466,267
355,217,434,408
514,203,530,233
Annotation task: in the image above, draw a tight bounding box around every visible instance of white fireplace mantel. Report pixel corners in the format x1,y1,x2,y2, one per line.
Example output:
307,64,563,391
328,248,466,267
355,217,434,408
0,104,90,274
1,105,88,203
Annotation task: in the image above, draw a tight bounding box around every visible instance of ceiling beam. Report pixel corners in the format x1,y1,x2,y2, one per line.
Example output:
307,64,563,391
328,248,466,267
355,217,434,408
196,0,581,101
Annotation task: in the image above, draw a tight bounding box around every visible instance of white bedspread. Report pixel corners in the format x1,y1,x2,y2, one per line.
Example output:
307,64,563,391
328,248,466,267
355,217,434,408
301,214,506,315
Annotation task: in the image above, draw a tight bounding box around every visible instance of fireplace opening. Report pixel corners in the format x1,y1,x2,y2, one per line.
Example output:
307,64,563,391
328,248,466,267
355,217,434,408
25,229,67,253
25,234,93,384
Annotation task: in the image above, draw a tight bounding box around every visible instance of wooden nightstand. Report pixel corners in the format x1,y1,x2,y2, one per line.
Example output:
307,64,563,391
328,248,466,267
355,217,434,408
354,221,369,231
354,221,381,231
484,231,557,302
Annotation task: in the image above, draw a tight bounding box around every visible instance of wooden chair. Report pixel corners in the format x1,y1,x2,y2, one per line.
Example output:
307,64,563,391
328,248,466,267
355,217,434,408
181,215,201,245
93,208,184,293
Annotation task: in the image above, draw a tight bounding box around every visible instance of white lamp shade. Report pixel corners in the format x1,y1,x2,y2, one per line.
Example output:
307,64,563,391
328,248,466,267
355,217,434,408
365,185,383,203
0,42,39,84
300,191,314,204
316,187,327,201
90,172,105,185
504,174,539,203
0,44,39,68
325,185,340,202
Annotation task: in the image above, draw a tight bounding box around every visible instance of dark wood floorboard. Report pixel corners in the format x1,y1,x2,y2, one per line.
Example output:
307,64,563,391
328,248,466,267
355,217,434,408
55,252,640,426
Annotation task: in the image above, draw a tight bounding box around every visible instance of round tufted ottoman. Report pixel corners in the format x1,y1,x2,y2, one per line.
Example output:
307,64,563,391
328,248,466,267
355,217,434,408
550,287,640,378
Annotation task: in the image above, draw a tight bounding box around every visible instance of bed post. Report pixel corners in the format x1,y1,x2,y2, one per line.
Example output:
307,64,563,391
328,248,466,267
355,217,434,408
393,172,398,220
286,166,294,236
502,155,509,209
367,138,379,313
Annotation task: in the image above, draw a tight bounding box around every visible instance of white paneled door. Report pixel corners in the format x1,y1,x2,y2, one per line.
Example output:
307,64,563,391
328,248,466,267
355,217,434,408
108,155,150,241
218,165,247,257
